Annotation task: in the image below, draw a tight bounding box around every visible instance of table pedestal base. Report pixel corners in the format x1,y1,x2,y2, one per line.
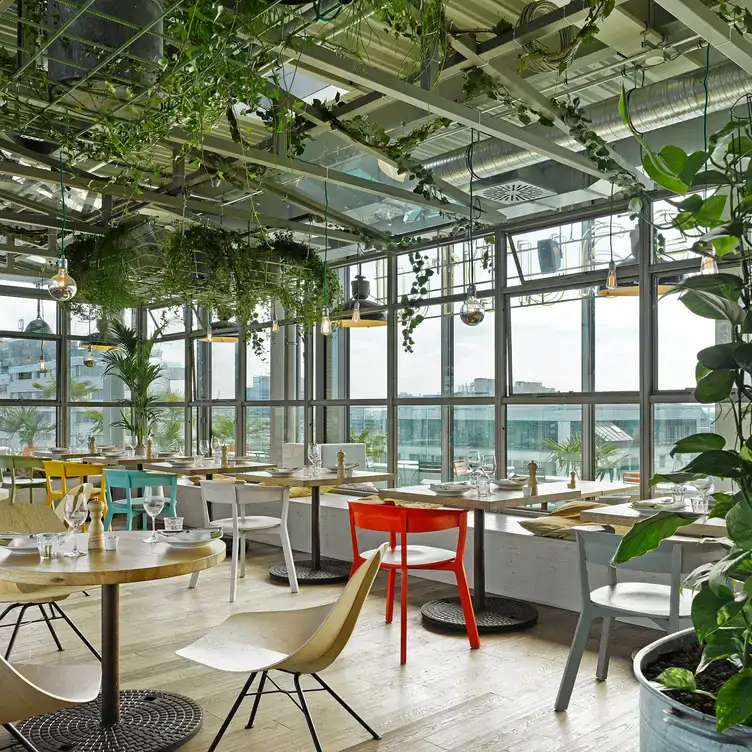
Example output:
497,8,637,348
16,690,202,752
269,558,350,585
421,595,539,633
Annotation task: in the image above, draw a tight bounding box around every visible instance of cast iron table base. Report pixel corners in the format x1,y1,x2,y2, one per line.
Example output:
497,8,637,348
420,509,539,634
15,690,202,752
268,485,349,585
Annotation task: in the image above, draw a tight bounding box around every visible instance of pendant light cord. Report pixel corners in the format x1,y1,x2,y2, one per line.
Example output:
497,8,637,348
59,151,66,259
468,129,476,288
609,183,614,263
323,181,329,308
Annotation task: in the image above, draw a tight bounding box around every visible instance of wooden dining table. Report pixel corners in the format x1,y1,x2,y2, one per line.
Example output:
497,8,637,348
238,469,393,584
0,532,225,752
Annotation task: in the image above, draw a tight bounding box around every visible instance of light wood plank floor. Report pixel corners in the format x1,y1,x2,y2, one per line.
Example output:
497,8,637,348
0,542,651,751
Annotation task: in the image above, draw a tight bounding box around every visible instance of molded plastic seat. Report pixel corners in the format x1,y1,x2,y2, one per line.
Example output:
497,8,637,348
0,456,46,503
349,500,480,664
44,460,105,510
177,544,386,752
103,469,177,531
554,525,725,712
188,481,298,601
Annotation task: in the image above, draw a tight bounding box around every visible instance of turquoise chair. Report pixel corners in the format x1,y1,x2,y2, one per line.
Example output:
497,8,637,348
103,470,178,531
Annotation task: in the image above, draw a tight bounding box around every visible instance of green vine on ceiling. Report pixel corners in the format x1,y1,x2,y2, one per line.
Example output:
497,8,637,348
399,249,434,353
312,98,452,201
64,219,342,354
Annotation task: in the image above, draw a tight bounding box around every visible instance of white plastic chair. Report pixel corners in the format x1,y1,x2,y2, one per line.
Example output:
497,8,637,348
188,480,298,601
555,525,724,711
177,543,386,752
0,653,100,751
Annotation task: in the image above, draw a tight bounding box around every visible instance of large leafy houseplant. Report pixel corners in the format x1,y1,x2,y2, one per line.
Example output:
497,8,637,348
100,320,165,453
614,92,752,732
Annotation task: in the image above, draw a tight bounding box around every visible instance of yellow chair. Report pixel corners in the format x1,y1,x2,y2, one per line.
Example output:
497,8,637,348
44,461,106,509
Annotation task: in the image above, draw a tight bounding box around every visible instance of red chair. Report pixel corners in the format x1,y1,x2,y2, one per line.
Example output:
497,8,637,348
348,500,480,664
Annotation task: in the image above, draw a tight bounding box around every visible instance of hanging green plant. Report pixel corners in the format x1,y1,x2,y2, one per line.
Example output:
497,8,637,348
64,219,342,342
399,249,434,353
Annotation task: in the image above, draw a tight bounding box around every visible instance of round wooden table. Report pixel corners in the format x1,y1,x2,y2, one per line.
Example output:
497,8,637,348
0,532,225,752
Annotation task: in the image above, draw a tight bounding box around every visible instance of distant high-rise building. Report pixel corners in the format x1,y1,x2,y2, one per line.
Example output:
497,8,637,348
247,374,270,400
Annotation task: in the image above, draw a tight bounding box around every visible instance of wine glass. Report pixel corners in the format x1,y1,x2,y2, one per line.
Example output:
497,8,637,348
693,476,713,505
143,487,165,543
63,493,88,558
198,440,209,466
671,456,688,504
482,454,497,480
308,442,320,475
467,450,481,486
211,436,220,458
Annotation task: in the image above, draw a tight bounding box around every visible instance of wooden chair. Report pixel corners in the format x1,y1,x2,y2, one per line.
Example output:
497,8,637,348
622,471,640,485
188,480,298,601
0,456,46,503
554,525,724,711
348,500,480,664
0,502,100,662
44,460,105,509
0,652,100,752
177,544,387,752
453,459,468,480
103,469,177,531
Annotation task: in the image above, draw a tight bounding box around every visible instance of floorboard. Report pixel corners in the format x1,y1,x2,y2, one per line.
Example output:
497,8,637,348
0,541,651,751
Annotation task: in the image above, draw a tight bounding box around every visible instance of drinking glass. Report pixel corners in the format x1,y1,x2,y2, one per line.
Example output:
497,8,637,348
481,454,497,480
693,476,713,503
477,475,491,498
63,493,88,558
143,487,165,543
308,443,320,475
211,436,221,458
467,450,481,486
198,440,209,466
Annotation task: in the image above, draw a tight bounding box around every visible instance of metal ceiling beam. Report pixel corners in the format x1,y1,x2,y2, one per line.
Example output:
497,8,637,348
449,35,652,190
0,161,367,242
654,0,752,73
169,130,481,219
0,187,87,219
0,210,107,235
293,45,609,181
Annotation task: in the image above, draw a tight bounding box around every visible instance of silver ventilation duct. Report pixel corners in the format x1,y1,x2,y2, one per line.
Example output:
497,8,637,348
424,62,752,185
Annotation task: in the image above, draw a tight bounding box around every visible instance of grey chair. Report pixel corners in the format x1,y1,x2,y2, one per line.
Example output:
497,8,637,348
554,525,723,712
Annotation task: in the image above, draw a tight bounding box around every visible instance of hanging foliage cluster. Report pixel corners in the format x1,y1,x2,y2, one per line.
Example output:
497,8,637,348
64,219,342,340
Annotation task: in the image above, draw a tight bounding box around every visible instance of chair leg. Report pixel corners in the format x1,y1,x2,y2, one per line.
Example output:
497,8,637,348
596,616,613,682
385,569,396,624
229,532,240,603
279,528,298,594
4,723,41,752
554,611,593,712
240,533,247,579
50,603,101,661
207,672,258,752
400,567,408,665
188,572,200,589
4,604,31,660
38,604,63,653
245,671,267,728
293,673,322,752
103,509,114,531
454,565,481,650
312,673,379,740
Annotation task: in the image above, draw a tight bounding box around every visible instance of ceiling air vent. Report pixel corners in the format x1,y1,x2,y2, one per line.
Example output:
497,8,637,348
477,180,555,204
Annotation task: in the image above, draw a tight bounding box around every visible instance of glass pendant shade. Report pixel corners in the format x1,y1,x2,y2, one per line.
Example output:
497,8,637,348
459,284,485,326
320,308,332,336
47,257,77,302
338,275,387,328
606,260,617,290
83,344,95,368
39,352,46,372
24,315,52,335
199,321,237,343
700,252,718,275
78,328,121,352
272,316,279,333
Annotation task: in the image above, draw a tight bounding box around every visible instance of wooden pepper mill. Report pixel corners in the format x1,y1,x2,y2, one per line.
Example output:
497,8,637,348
568,471,577,489
87,493,105,551
145,436,153,460
221,444,229,467
88,435,96,455
527,459,539,496
337,449,346,478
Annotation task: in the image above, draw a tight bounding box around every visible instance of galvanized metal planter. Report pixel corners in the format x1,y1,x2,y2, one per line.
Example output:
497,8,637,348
634,628,752,751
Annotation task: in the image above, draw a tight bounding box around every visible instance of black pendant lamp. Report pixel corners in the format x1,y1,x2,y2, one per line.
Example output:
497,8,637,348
338,274,387,328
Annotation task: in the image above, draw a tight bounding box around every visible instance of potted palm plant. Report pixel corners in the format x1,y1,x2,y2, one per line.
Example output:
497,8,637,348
100,320,165,456
613,93,752,750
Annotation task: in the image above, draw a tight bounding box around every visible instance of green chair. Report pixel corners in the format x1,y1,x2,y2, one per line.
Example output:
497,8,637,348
0,456,46,503
103,470,178,531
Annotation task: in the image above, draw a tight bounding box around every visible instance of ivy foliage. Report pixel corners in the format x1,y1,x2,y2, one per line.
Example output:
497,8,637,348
64,219,342,341
399,250,434,352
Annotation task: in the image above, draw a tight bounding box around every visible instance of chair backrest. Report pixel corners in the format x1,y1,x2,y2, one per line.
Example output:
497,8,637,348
281,543,386,674
0,500,66,534
103,468,132,489
622,471,640,485
574,525,724,603
453,460,467,480
129,471,177,492
0,456,13,472
320,443,367,470
0,654,90,725
12,456,45,475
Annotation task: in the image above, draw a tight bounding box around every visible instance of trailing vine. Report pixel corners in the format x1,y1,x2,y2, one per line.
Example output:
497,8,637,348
399,250,434,353
311,99,452,200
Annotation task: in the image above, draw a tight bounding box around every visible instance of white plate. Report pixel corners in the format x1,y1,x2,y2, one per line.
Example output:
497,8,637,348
269,468,298,476
630,500,686,515
493,479,527,490
429,485,469,497
163,539,214,550
0,534,39,551
158,528,220,544
324,463,359,473
48,447,70,454
170,460,195,467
